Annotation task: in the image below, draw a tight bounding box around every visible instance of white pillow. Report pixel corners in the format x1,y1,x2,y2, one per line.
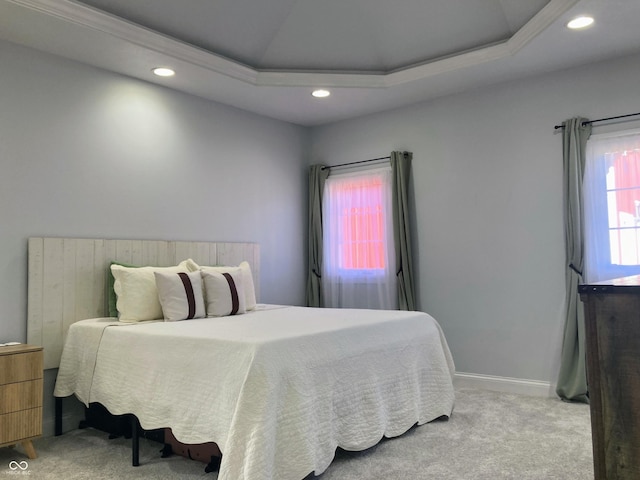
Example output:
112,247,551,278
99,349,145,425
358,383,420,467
185,258,200,272
111,260,191,322
202,269,246,317
198,261,257,310
154,271,205,322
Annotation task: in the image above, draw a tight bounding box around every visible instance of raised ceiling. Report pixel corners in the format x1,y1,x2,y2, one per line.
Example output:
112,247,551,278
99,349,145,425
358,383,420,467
76,0,550,72
2,0,640,126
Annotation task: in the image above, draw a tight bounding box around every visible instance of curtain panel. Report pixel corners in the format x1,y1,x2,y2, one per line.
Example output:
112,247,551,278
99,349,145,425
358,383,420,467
391,151,416,311
556,117,591,403
306,164,329,307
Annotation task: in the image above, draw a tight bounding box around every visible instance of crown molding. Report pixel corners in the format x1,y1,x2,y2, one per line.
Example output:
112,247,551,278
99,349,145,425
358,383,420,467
8,0,259,83
7,0,580,89
386,0,580,87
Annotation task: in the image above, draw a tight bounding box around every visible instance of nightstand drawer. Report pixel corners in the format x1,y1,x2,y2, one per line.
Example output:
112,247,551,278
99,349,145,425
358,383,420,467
0,351,43,384
0,408,42,445
0,379,43,415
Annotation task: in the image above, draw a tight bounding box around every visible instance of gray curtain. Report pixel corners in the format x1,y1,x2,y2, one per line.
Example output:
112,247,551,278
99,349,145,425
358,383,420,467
556,117,591,403
306,164,329,307
391,151,416,311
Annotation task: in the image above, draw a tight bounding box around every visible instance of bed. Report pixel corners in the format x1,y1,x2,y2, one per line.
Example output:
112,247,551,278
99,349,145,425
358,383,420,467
28,237,455,480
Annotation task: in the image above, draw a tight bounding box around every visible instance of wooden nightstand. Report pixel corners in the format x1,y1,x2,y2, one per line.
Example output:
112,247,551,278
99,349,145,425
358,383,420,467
0,344,43,459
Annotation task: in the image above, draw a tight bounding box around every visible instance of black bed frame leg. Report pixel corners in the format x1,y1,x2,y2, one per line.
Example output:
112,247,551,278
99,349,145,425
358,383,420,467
160,444,173,458
55,397,63,436
131,415,140,467
205,455,222,473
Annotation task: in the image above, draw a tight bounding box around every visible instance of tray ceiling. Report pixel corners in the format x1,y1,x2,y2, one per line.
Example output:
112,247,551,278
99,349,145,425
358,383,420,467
2,0,640,125
76,0,550,72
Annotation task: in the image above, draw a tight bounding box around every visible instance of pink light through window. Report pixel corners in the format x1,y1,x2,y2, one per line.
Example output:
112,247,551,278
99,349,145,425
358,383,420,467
337,178,385,270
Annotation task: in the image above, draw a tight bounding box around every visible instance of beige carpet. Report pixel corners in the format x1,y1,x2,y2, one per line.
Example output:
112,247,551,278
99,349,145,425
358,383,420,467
0,388,593,479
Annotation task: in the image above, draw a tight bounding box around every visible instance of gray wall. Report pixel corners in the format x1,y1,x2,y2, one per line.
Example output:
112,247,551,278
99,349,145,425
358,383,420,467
309,52,640,386
0,40,309,346
1,40,309,434
4,33,640,431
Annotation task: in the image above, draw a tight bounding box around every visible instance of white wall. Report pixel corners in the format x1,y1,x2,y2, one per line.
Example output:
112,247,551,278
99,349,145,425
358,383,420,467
309,52,640,387
0,40,310,433
4,32,640,426
0,39,309,347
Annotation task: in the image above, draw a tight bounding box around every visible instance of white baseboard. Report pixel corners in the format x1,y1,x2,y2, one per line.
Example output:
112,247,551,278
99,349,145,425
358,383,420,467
454,372,555,398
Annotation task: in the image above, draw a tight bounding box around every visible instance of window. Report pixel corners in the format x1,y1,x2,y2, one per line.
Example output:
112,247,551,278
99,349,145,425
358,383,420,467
322,168,396,309
332,175,385,272
584,130,640,282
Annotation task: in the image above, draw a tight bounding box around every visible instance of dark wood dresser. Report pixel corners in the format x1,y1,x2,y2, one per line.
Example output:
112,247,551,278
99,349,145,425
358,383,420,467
580,276,640,480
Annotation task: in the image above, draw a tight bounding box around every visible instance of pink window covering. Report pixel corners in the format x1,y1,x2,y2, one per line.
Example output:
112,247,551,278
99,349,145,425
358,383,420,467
337,177,385,270
613,149,640,218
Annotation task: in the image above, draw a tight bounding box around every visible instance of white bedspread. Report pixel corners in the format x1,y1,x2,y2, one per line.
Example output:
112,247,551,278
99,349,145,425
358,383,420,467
54,318,142,404
54,305,455,480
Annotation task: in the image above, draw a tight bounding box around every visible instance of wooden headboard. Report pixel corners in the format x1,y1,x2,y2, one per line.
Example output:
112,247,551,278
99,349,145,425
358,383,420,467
27,237,260,370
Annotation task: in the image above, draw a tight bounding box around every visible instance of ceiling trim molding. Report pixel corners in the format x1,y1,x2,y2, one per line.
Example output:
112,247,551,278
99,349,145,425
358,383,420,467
508,0,579,52
8,0,260,83
255,70,388,88
8,0,580,89
385,0,580,87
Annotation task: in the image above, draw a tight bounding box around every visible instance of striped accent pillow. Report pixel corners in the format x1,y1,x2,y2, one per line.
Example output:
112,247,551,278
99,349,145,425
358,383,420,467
202,269,246,317
154,271,206,321
192,261,257,311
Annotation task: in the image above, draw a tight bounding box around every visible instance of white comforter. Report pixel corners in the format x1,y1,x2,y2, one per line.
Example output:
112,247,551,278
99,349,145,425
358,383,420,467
55,305,455,480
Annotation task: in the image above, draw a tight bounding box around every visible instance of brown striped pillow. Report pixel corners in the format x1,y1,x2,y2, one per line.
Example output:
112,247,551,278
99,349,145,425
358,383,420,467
201,269,246,317
154,271,206,321
192,261,257,311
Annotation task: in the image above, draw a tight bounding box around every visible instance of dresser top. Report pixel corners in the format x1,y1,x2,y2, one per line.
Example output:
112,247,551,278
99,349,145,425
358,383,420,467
0,344,43,356
579,275,640,294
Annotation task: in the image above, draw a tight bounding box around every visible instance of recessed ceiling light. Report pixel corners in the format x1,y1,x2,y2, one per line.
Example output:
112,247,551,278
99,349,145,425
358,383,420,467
312,89,331,98
153,67,175,77
567,16,594,29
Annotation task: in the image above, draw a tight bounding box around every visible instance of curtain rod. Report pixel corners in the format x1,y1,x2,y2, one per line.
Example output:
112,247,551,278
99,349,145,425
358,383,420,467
321,155,391,170
554,111,640,130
